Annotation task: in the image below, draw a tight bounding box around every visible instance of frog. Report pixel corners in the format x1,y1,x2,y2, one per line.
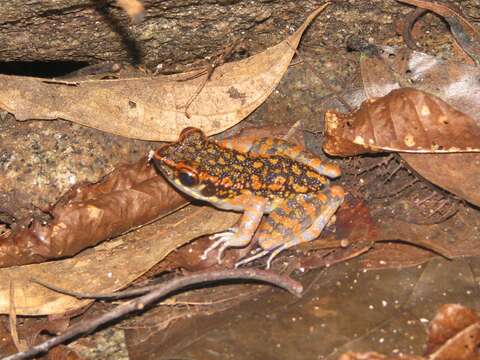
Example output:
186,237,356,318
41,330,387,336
151,127,344,269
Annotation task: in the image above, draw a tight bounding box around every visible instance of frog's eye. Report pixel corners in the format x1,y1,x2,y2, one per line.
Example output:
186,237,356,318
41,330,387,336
177,169,198,187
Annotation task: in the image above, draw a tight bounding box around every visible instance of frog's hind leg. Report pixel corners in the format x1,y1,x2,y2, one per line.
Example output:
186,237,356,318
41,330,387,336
236,186,344,269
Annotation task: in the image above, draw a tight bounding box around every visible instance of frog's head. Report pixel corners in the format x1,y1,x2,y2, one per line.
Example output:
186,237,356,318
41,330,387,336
152,127,219,201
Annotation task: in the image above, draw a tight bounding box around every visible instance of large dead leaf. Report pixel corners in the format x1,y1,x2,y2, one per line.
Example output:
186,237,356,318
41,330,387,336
361,204,480,269
328,50,480,206
0,6,328,141
376,47,480,207
0,205,239,316
0,157,187,268
324,88,480,155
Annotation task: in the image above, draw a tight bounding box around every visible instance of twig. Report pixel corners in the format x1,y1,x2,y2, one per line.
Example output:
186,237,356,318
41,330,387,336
183,40,240,118
8,269,302,360
31,278,157,300
402,8,428,50
383,162,404,183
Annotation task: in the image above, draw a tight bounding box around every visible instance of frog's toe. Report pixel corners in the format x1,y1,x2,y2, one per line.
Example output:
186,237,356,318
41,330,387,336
201,232,237,261
208,228,236,240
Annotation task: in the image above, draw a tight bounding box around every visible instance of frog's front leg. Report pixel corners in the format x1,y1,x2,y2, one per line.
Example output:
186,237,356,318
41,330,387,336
236,185,344,269
201,195,268,263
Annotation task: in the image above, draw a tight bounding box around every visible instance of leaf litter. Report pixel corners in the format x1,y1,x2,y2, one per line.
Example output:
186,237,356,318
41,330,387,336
2,2,480,358
323,47,480,206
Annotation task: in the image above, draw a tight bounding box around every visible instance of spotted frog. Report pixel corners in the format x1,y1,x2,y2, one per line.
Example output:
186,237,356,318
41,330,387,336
152,127,344,268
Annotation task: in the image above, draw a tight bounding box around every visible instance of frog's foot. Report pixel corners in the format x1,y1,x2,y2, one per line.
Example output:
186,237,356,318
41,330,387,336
237,186,345,269
202,197,266,264
202,229,251,264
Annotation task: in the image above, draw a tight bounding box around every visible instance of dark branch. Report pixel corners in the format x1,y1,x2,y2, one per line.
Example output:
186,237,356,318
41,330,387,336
8,269,302,360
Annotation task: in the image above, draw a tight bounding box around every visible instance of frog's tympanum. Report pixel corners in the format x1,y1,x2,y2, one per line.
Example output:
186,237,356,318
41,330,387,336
152,127,344,268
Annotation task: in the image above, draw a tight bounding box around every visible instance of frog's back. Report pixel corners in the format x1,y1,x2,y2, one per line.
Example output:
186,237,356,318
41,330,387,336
192,139,329,201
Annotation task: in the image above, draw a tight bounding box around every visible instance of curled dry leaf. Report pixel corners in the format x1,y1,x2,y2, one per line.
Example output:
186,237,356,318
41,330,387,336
0,6,328,141
0,205,239,316
339,304,480,360
360,49,480,206
426,304,480,356
0,157,187,268
324,88,480,156
396,0,480,64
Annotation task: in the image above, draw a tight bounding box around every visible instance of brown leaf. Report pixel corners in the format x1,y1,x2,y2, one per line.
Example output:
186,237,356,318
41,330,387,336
0,157,187,268
0,205,239,315
401,152,480,207
361,204,480,270
0,6,328,141
426,304,480,356
324,88,480,155
46,345,85,360
396,0,480,64
359,54,400,99
360,49,480,206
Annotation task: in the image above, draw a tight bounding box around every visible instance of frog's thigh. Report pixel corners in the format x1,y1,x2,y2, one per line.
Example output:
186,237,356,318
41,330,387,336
258,186,344,251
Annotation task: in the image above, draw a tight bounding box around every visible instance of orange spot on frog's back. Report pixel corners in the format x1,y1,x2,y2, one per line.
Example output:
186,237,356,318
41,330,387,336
268,176,286,191
251,175,263,190
253,161,264,169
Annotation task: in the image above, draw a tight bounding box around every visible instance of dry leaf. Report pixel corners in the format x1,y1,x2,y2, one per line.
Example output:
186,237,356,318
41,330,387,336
0,6,328,141
339,304,480,360
426,304,480,356
0,205,239,316
0,157,187,268
345,50,480,206
324,88,480,155
359,54,400,99
361,204,480,270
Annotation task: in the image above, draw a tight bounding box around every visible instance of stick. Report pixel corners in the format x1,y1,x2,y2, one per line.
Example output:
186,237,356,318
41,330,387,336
7,269,302,360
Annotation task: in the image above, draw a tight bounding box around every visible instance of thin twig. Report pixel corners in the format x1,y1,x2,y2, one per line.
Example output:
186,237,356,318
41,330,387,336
8,270,302,360
402,8,428,50
183,40,240,118
31,278,158,300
